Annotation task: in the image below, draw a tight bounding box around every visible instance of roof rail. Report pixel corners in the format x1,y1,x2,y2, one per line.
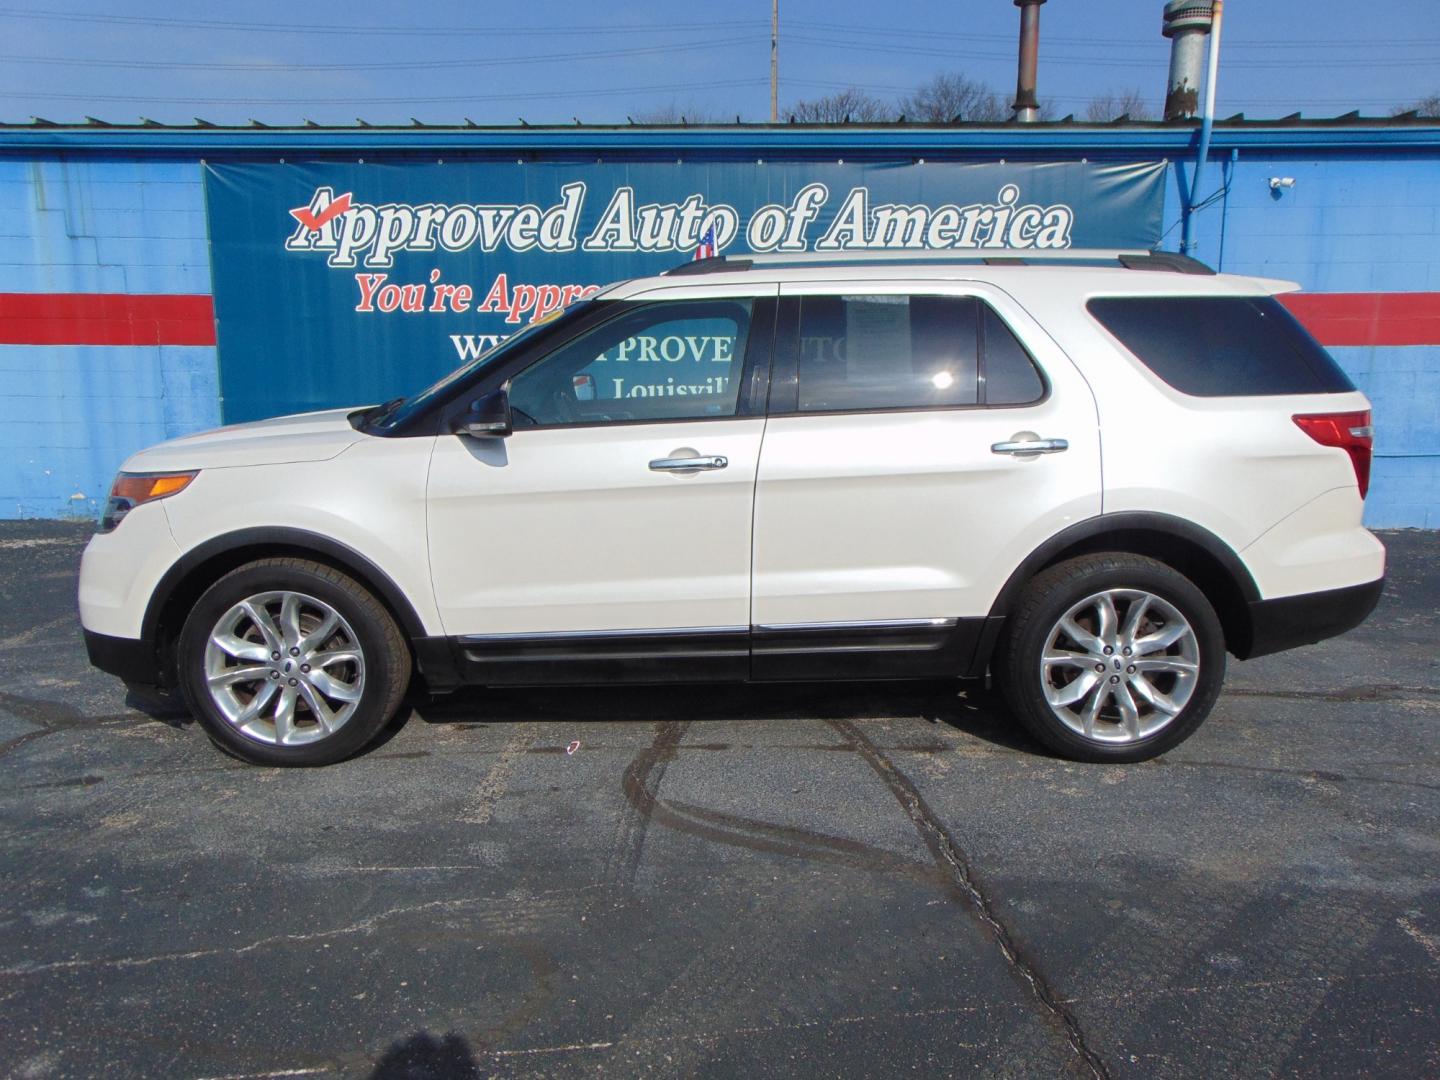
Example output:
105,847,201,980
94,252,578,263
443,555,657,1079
662,249,1214,276
744,248,1162,265
1116,251,1215,275
664,255,753,276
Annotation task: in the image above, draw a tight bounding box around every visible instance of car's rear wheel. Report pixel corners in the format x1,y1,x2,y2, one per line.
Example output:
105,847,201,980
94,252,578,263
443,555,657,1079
177,558,410,766
996,553,1226,762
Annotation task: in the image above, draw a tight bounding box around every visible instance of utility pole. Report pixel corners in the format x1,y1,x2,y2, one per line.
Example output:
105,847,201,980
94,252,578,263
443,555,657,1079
770,0,779,123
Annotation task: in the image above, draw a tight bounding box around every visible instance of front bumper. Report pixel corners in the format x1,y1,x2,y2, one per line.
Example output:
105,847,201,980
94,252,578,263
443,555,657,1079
1240,576,1385,660
79,502,182,640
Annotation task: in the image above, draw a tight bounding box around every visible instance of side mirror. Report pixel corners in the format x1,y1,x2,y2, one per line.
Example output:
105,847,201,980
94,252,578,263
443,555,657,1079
452,388,513,438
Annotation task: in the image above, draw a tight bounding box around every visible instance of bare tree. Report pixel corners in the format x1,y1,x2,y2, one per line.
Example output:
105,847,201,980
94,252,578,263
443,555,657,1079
630,101,719,124
1086,89,1154,122
897,72,1007,122
1391,93,1440,117
785,87,896,123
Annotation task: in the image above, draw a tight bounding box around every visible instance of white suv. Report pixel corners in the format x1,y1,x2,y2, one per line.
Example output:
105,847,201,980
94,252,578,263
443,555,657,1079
79,250,1386,766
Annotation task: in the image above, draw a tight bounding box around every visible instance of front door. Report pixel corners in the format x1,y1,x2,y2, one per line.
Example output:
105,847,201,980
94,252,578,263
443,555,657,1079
427,286,775,683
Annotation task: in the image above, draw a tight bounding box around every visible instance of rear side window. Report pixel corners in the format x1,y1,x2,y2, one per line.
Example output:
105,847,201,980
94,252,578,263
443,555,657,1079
797,295,978,411
1087,296,1355,397
793,294,1044,413
982,306,1046,405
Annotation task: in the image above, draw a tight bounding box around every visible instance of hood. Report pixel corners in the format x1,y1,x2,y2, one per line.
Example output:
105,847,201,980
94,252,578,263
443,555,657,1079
121,407,371,472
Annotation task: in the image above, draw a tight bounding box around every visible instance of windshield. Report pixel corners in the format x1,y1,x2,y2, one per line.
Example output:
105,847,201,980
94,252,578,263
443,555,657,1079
368,299,599,430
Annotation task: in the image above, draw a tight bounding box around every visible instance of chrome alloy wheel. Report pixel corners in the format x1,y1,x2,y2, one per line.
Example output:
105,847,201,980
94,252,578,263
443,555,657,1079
203,590,366,746
1040,588,1199,744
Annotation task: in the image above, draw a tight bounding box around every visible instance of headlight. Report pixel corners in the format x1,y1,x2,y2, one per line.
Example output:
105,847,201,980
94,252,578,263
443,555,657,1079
98,471,198,533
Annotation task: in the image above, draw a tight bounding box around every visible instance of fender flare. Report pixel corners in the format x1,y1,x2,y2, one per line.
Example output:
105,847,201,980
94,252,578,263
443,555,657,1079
142,526,431,648
966,512,1260,674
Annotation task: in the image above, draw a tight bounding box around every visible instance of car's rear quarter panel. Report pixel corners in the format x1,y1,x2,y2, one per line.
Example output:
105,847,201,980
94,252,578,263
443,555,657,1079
1019,275,1386,599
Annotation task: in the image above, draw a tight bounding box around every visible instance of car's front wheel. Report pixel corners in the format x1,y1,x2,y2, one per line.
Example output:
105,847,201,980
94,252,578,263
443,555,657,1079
177,558,411,765
996,553,1226,763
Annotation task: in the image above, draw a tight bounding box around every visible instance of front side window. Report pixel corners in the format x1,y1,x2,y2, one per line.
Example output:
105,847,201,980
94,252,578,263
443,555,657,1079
508,299,752,427
792,294,1043,413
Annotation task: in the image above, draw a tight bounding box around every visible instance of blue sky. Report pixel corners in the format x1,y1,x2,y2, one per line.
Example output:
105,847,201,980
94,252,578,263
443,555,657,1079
1,0,1437,126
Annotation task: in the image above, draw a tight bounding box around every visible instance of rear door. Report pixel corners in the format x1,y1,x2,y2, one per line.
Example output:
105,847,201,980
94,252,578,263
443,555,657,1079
750,281,1101,679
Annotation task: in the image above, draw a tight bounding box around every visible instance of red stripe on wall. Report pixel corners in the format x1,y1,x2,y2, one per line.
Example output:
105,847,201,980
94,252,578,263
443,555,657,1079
0,293,215,346
0,290,1436,350
1278,292,1440,348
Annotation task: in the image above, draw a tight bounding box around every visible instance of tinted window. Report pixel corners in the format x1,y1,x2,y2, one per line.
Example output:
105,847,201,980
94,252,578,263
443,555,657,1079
508,300,751,426
372,299,598,431
1087,296,1356,397
982,306,1046,405
796,295,980,412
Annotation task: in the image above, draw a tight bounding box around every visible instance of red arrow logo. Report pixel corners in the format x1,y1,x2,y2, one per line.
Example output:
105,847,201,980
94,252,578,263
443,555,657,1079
289,191,353,232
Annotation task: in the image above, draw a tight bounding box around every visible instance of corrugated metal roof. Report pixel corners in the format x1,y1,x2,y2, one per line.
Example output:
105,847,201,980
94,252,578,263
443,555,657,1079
1,113,1436,153
4,111,1438,130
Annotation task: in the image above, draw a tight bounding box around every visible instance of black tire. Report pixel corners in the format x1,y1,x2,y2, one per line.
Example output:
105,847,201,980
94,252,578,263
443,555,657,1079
995,553,1226,763
177,558,411,766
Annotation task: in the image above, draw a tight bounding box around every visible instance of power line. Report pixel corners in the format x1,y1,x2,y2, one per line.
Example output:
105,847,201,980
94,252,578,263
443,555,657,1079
788,33,1440,69
786,18,1440,50
0,77,766,108
2,78,1411,114
0,37,761,73
5,6,1435,54
787,78,1413,110
0,6,753,37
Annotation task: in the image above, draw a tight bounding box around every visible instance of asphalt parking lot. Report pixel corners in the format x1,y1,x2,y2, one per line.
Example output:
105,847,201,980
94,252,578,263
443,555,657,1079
1,522,1437,1079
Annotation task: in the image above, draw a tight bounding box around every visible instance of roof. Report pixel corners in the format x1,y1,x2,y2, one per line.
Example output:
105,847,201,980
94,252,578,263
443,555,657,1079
1,113,1437,155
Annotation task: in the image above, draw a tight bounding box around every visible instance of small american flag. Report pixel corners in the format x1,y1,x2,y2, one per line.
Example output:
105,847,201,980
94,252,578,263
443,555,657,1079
694,224,717,260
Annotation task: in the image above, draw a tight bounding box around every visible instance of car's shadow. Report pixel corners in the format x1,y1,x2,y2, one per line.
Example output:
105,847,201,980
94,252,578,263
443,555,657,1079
402,677,1041,756
121,676,1042,757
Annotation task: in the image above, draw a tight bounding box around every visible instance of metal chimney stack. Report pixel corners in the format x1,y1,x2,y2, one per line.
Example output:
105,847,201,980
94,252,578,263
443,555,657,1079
1162,0,1215,120
1012,0,1047,123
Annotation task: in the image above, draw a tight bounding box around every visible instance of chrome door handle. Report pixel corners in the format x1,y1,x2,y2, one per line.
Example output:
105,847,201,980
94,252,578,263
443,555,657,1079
991,438,1069,456
649,455,728,472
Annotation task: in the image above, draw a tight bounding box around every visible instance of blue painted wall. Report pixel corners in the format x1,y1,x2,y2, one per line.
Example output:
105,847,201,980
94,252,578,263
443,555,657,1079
1171,153,1440,527
0,131,1436,527
0,158,219,519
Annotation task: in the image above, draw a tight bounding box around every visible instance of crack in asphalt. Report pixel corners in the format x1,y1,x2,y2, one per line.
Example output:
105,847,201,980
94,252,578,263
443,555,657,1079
1158,756,1440,793
0,886,600,978
1224,684,1440,703
618,720,948,887
829,718,1112,1080
616,716,1111,1076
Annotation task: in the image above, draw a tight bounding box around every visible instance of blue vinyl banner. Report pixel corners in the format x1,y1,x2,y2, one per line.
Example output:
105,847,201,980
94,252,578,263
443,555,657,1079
203,159,1166,422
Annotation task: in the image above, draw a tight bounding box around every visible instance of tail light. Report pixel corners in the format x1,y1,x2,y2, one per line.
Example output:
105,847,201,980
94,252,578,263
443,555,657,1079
1293,410,1372,498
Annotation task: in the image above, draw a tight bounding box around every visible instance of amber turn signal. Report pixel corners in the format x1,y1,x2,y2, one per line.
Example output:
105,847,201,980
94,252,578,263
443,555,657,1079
110,472,197,502
99,471,198,533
